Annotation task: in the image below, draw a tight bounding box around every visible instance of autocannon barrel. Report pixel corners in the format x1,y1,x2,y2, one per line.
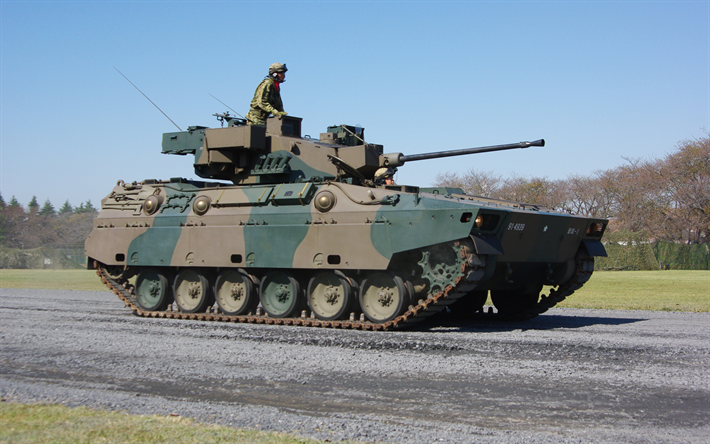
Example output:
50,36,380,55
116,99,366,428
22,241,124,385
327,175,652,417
381,139,545,167
401,139,545,162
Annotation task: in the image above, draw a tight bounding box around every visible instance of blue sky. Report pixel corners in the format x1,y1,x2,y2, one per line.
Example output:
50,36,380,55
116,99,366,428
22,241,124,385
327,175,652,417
1,0,708,210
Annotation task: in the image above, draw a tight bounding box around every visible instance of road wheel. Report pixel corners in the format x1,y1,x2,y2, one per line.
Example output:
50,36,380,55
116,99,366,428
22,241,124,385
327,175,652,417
260,271,302,318
174,269,213,313
307,271,354,321
135,269,171,311
359,272,408,323
214,269,258,315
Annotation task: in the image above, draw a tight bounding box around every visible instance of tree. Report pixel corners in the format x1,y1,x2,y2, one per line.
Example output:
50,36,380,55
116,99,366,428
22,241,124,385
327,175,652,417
0,193,100,249
27,196,39,214
0,193,5,243
53,212,96,245
434,168,502,197
27,196,40,215
39,199,56,216
58,200,73,214
75,200,97,214
1,197,27,248
495,175,565,210
559,173,615,218
653,135,710,243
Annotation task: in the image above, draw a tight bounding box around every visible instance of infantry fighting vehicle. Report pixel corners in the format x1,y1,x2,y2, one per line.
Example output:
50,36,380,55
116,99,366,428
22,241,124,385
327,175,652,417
86,114,607,330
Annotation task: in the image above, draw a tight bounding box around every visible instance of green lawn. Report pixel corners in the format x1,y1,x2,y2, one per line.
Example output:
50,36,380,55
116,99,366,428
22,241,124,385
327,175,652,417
0,269,108,291
0,403,338,444
556,270,709,312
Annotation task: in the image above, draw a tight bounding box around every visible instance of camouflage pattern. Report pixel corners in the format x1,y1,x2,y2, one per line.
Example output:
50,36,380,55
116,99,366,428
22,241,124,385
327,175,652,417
268,63,287,75
86,114,608,323
246,77,284,125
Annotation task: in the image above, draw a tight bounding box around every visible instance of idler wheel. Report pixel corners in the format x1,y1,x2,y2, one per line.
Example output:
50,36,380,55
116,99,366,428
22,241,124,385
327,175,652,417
214,269,258,316
307,271,354,321
260,271,302,318
173,269,213,313
359,272,408,323
135,269,172,311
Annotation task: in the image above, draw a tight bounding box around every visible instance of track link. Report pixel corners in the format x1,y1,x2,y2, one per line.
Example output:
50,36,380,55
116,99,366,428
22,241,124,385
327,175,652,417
97,243,594,330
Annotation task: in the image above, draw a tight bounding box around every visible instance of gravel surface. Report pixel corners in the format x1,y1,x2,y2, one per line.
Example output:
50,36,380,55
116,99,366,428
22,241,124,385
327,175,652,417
1,288,708,443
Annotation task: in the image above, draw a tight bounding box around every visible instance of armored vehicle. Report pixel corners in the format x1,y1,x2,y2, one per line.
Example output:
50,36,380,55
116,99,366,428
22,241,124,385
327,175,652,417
86,114,607,330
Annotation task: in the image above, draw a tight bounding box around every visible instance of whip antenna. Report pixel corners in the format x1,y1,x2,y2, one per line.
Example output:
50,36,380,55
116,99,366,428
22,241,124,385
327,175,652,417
113,66,182,131
209,93,246,120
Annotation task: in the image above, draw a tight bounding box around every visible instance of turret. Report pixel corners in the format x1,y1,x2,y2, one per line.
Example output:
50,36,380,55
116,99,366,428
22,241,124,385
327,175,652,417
161,114,544,185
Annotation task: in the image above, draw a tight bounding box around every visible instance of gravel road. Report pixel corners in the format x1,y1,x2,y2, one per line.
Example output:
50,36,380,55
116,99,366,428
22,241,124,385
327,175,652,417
1,288,708,443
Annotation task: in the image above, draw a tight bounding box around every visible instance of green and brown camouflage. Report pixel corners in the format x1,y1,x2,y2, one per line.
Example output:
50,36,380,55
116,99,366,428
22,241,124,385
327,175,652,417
85,114,608,326
246,77,284,125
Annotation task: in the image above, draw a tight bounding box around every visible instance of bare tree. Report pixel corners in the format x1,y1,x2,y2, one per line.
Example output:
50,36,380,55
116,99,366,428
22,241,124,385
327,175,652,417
494,175,565,210
53,212,96,246
434,168,502,197
653,136,710,243
561,173,615,218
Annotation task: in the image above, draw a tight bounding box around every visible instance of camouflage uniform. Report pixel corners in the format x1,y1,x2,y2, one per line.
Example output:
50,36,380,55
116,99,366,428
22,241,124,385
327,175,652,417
246,77,284,125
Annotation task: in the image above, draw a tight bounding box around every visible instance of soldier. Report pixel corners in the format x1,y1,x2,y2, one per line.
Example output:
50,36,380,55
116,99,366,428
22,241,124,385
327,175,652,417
246,63,288,125
374,167,397,185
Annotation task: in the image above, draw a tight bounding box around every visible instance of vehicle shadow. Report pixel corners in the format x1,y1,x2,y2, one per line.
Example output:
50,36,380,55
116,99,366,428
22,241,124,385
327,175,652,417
410,311,647,333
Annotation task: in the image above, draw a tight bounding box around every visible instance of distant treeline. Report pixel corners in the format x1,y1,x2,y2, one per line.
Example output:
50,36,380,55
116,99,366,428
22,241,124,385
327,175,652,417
0,195,96,251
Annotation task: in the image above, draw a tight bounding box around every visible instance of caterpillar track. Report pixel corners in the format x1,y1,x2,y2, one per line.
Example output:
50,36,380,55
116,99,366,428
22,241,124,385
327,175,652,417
96,242,595,331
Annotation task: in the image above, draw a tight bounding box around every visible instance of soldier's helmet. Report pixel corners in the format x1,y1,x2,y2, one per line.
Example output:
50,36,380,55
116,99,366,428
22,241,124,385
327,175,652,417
375,167,397,183
269,63,288,75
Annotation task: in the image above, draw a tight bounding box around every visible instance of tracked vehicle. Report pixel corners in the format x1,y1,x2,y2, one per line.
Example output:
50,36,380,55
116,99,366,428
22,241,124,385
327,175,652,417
86,114,607,330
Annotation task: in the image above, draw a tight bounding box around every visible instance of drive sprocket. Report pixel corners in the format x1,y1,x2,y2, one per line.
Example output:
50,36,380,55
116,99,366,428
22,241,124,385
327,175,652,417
417,241,468,296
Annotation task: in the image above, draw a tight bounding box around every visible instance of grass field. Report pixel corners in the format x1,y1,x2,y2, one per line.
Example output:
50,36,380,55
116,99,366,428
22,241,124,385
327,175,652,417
0,403,339,444
556,270,709,312
0,269,108,291
1,268,708,312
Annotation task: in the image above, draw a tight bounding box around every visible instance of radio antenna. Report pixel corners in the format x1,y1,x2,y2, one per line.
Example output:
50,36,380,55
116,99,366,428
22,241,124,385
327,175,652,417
209,93,247,120
113,66,182,131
